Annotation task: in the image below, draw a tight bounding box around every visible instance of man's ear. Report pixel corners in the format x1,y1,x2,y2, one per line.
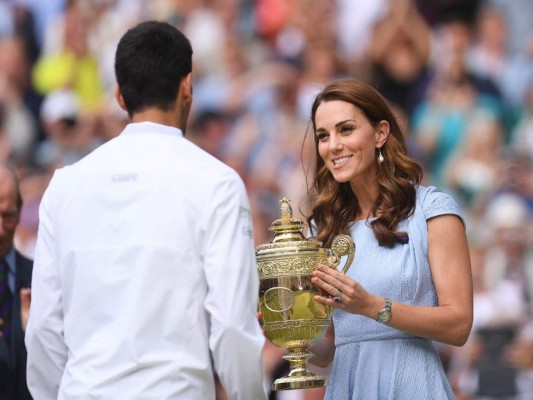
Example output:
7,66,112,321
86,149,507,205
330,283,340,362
114,85,127,112
376,120,390,148
180,72,193,104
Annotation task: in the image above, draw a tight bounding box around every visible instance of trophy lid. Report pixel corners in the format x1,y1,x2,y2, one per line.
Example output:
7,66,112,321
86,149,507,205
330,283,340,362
268,197,306,243
256,197,325,257
256,197,355,278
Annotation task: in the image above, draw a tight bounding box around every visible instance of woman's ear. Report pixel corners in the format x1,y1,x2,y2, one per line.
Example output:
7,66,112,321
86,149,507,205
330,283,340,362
376,120,390,148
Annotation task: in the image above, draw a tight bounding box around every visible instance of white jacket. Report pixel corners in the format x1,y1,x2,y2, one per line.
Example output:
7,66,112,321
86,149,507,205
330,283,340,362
26,122,267,400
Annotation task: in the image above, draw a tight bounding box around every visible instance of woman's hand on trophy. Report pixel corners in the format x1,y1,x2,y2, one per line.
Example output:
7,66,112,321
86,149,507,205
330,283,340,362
311,264,379,318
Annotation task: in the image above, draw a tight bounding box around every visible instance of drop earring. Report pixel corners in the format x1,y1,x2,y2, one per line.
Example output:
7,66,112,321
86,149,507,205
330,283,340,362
378,149,385,163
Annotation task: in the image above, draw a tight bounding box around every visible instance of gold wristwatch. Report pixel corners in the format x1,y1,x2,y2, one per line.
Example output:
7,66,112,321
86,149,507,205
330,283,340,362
376,299,392,323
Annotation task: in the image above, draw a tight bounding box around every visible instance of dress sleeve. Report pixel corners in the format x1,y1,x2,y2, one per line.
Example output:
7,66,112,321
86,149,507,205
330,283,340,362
419,185,464,224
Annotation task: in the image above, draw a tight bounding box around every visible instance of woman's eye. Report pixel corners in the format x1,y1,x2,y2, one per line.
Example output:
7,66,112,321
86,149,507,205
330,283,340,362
341,125,355,134
316,132,329,141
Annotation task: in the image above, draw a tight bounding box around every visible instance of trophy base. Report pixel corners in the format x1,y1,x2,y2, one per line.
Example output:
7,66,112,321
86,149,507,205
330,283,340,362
273,374,326,391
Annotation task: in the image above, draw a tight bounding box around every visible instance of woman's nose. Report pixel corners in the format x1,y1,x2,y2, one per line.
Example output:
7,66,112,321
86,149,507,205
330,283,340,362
329,135,343,152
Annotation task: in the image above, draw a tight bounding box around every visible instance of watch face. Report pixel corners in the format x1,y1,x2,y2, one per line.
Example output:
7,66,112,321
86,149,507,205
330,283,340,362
378,310,391,322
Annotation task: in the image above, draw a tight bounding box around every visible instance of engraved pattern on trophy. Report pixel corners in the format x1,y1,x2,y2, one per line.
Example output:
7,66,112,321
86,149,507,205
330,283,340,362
258,255,329,276
256,197,356,391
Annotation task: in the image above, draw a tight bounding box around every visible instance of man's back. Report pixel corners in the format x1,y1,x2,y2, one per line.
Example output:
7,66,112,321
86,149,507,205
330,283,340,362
26,122,266,399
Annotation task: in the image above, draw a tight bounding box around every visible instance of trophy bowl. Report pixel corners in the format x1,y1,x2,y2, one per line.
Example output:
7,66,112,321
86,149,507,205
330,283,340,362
256,197,355,391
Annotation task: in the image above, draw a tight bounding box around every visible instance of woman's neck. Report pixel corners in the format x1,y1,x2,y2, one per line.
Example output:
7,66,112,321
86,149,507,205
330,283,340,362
350,179,380,219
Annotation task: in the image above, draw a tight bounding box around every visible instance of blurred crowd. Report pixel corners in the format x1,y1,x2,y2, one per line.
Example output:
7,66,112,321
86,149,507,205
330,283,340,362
1,0,532,399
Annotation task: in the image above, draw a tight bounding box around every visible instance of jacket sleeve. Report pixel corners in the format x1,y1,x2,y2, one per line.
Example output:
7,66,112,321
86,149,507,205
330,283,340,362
201,171,267,400
25,174,67,399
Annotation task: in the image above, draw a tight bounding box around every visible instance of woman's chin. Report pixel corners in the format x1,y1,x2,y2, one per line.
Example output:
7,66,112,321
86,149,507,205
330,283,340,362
331,174,351,184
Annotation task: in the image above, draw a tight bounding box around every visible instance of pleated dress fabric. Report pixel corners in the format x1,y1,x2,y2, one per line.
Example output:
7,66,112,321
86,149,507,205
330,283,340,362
325,185,461,400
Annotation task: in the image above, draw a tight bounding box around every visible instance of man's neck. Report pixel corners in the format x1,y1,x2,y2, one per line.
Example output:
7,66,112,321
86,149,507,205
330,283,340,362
130,109,182,130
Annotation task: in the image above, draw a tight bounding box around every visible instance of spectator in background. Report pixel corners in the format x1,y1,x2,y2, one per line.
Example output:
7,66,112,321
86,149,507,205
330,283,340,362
33,88,85,170
296,41,342,122
417,11,505,155
368,0,433,117
412,65,502,189
183,0,231,79
487,0,533,56
191,35,252,116
13,0,66,53
466,6,509,92
0,36,38,164
334,0,387,67
0,2,39,64
32,0,103,111
79,0,145,93
0,164,32,400
445,114,504,209
479,153,533,218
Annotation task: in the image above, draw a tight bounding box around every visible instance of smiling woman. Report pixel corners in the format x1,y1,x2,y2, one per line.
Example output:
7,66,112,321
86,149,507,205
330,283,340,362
314,100,388,188
298,79,473,400
309,79,423,248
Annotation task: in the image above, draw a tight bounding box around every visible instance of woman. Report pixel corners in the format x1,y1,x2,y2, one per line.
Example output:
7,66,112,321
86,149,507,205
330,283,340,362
306,79,473,399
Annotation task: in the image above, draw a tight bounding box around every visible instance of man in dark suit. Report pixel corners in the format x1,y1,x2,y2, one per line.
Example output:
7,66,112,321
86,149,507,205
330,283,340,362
0,165,32,400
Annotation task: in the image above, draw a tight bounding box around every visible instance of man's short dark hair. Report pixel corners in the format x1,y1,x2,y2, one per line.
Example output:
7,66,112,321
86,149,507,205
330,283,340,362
114,21,193,116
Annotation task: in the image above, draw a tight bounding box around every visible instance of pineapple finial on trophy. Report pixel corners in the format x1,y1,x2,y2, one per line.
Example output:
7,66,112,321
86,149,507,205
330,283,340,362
280,197,292,221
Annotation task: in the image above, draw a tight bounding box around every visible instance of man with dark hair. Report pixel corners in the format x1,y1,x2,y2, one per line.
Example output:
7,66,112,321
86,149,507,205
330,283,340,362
26,21,266,399
0,165,32,400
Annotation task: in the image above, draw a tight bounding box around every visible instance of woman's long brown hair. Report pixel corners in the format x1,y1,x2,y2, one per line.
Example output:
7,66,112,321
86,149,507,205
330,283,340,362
306,79,423,248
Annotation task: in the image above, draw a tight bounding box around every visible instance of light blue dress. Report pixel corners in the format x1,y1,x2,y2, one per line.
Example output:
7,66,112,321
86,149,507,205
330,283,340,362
325,185,462,400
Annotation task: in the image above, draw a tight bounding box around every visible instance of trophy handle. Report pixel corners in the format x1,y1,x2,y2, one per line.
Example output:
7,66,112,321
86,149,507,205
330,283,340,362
328,234,355,275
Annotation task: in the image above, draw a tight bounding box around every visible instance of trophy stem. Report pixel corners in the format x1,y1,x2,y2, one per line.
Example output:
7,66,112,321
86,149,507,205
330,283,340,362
272,349,327,391
284,350,312,377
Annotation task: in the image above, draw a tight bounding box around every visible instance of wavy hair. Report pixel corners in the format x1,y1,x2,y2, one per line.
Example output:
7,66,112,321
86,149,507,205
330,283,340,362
306,79,423,248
